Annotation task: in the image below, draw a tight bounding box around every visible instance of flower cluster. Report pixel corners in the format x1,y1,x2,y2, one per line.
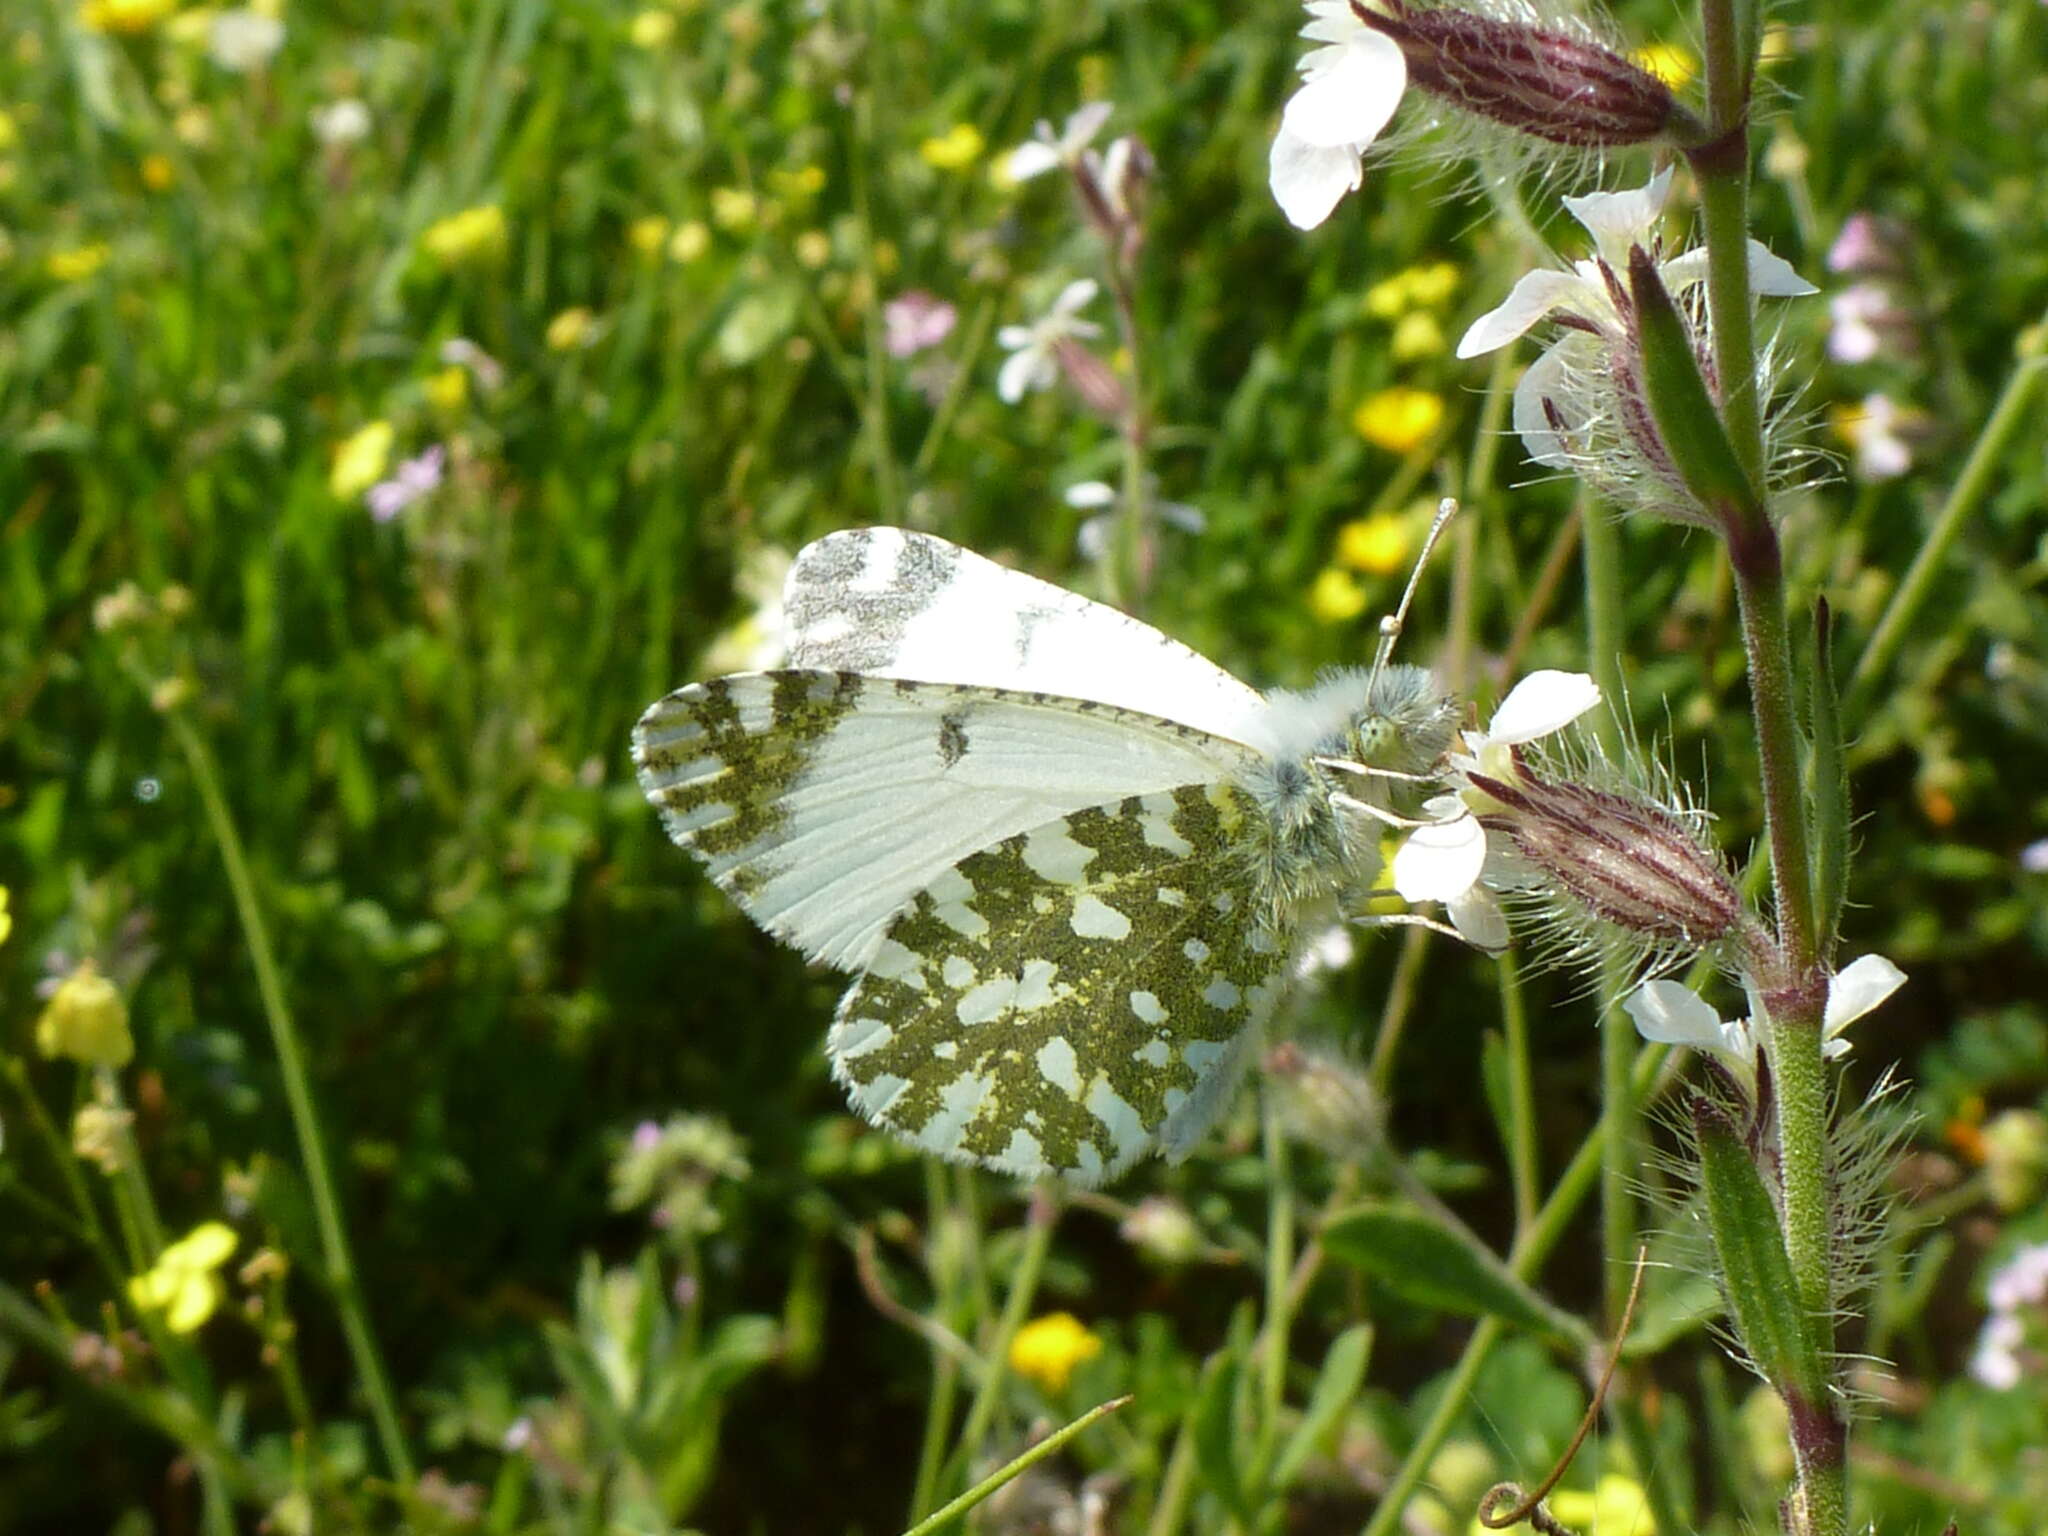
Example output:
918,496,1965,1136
1971,1242,2048,1391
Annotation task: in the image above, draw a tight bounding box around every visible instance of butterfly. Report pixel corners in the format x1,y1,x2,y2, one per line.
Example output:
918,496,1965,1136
633,526,1460,1184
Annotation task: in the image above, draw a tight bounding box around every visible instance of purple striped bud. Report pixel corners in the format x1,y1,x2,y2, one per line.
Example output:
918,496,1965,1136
1357,1,1680,148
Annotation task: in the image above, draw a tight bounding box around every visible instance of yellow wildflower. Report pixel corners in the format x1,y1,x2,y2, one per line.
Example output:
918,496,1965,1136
129,1222,238,1334
768,164,826,201
172,106,215,148
919,123,985,171
629,9,675,49
36,962,133,1069
1631,43,1696,89
709,186,757,232
140,153,175,191
628,214,671,257
794,229,831,270
421,204,508,268
1008,1312,1102,1393
1335,511,1412,577
1546,1475,1655,1536
47,243,111,284
329,420,394,500
0,885,11,946
1364,260,1459,317
1390,310,1445,360
80,0,177,35
73,1100,134,1174
668,219,710,263
0,108,18,152
1352,387,1445,455
1308,566,1368,624
545,306,595,351
424,366,469,412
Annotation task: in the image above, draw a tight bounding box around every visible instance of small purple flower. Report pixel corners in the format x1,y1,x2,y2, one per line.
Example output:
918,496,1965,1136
631,1119,664,1152
1826,212,1897,275
365,445,445,521
882,291,957,358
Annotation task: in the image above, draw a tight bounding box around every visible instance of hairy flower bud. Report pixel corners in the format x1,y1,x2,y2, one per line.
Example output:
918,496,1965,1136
1466,760,1747,951
1358,0,1679,147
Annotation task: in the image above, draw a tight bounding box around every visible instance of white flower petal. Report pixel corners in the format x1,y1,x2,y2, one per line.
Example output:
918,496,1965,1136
1622,980,1728,1051
1280,33,1407,148
1746,239,1819,297
1268,128,1363,231
1392,812,1489,904
1822,953,1906,1037
1051,278,1100,317
1511,344,1577,468
1485,670,1602,746
1061,100,1114,150
995,324,1034,349
1448,886,1510,952
997,347,1044,404
1657,248,1710,293
1457,269,1589,358
1063,480,1116,509
1005,142,1061,181
1563,168,1674,270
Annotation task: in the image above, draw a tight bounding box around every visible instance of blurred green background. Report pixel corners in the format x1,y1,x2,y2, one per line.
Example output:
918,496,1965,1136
4,0,2047,1529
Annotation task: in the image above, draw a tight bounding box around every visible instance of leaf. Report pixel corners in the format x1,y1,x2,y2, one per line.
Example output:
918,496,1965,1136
1191,1350,1247,1520
1321,1203,1573,1340
1628,246,1759,528
1272,1324,1373,1490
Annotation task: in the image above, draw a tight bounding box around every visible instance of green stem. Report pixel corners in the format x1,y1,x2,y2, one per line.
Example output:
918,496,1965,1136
155,698,415,1485
1578,495,1640,1329
1728,539,1819,972
1358,1045,1671,1536
903,1395,1129,1536
1844,353,2048,722
1250,1095,1295,1502
945,1188,1057,1491
849,0,901,524
1495,952,1538,1238
1694,1,1763,489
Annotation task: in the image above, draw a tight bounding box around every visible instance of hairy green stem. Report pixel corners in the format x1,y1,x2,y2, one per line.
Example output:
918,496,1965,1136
1693,1,1764,490
1495,952,1538,1238
155,696,415,1485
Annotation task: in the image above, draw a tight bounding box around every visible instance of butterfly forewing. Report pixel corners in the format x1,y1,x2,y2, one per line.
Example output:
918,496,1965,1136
783,526,1270,743
828,783,1288,1183
633,670,1258,972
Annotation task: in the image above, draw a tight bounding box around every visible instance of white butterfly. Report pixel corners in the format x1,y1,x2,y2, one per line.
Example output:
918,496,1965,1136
633,526,1458,1184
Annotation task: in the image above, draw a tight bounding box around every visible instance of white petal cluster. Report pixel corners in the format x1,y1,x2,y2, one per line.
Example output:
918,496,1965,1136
1621,953,1907,1085
995,280,1103,404
1005,103,1114,183
1268,1,1409,231
1391,669,1603,949
1456,170,1815,473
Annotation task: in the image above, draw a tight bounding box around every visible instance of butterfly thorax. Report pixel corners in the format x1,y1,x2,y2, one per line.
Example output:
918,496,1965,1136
1232,664,1459,932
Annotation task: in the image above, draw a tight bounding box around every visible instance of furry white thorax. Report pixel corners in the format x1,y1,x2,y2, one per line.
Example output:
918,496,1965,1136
1229,664,1459,927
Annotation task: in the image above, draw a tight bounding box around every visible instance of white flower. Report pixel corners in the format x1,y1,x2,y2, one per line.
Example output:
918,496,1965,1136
1970,1311,2025,1390
995,279,1102,403
366,445,445,522
1004,102,1114,182
208,9,285,73
310,98,371,147
1985,1242,2048,1314
1621,953,1907,1080
1835,392,1913,481
1825,282,1897,364
1391,669,1602,949
1268,1,1408,231
1066,479,1204,561
1455,170,1816,470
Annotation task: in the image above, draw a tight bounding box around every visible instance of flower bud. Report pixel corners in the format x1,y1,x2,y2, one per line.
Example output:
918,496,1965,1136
1359,0,1679,148
1982,1108,2048,1214
1466,761,1746,950
36,962,134,1069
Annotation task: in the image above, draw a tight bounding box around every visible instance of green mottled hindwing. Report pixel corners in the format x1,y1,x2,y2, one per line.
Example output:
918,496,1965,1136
827,782,1287,1183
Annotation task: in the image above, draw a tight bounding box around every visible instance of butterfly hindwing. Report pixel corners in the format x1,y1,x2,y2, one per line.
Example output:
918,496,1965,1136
827,782,1290,1184
783,526,1270,743
632,671,1259,971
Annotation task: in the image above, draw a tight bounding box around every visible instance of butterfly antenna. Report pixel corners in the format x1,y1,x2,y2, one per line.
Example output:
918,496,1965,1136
1369,497,1458,687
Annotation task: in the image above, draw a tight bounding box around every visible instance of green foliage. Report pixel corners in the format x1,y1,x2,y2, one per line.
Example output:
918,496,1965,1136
1,0,2046,1531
